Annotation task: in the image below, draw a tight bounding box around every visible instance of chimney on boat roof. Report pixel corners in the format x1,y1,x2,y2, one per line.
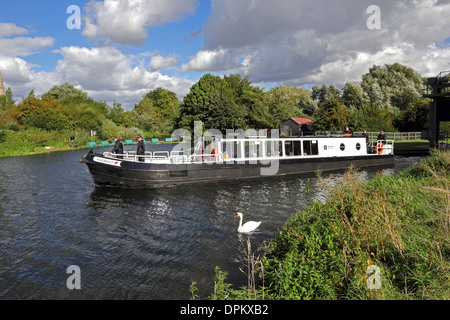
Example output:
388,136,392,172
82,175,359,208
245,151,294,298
0,71,5,95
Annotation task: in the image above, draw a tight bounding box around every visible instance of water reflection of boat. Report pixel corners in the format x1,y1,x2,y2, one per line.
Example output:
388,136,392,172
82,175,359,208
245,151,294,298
79,136,395,188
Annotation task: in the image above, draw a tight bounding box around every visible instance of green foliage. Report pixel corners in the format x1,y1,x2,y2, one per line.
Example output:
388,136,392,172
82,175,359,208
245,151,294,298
205,151,449,300
313,98,352,131
264,85,309,128
43,83,89,102
361,63,423,112
17,96,70,131
394,98,430,131
0,62,434,158
134,87,180,135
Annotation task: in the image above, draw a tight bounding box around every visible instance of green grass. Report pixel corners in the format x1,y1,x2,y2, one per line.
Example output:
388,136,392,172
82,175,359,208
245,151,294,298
0,128,92,158
393,140,430,150
196,150,449,300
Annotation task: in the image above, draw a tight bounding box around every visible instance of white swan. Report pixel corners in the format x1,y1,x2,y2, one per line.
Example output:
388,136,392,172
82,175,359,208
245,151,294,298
234,212,261,233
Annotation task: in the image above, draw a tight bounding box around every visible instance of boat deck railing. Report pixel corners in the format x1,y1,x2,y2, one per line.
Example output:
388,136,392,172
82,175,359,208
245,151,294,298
102,151,218,164
102,139,395,163
368,140,394,155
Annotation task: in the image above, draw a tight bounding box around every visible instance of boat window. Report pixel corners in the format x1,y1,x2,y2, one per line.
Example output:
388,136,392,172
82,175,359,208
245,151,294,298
223,141,242,159
265,141,278,157
356,143,361,151
303,140,319,156
293,141,302,156
340,143,345,151
285,141,293,156
245,141,262,158
283,140,302,156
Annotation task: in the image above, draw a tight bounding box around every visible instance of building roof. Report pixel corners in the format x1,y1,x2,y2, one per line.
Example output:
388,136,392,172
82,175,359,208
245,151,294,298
288,117,312,125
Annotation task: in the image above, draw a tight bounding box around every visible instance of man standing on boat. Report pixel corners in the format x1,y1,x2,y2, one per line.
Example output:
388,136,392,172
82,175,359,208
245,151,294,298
342,126,353,136
110,137,124,158
137,136,145,162
362,130,369,145
377,131,386,144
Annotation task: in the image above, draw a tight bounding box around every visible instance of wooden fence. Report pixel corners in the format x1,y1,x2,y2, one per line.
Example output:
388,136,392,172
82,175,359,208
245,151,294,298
312,131,424,141
356,132,423,141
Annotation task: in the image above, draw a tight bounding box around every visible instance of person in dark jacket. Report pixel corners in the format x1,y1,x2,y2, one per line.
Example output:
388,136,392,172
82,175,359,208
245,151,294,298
342,126,353,136
136,136,145,162
362,130,369,145
110,137,124,158
377,131,386,144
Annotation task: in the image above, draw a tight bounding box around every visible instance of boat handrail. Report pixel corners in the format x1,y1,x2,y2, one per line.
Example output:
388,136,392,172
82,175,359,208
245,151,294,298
153,151,170,159
368,139,394,155
188,153,221,163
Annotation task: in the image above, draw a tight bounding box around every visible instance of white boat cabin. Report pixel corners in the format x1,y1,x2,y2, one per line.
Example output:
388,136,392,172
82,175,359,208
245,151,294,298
103,135,394,164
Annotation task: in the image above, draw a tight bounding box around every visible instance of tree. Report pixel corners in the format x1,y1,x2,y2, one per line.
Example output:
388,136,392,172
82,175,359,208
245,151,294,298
361,63,423,112
312,84,342,107
106,102,126,126
0,88,15,109
44,83,88,102
342,82,369,109
178,74,233,130
265,85,310,128
204,92,247,132
134,87,180,135
394,98,429,131
16,96,70,131
241,88,271,129
313,98,352,132
298,90,318,118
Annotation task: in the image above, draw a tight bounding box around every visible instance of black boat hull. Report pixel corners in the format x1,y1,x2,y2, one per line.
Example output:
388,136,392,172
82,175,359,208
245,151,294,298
80,150,395,188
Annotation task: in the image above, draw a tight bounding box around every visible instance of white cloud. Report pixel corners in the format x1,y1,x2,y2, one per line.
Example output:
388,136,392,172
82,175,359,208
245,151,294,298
181,48,241,72
0,22,28,37
0,23,56,98
184,0,450,87
54,46,193,107
0,22,54,57
1,44,193,107
82,0,198,46
149,54,177,71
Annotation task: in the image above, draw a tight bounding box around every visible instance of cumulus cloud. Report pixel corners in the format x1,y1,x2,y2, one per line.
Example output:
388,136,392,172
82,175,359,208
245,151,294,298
0,23,28,37
0,23,57,97
1,42,193,107
0,22,54,57
183,0,450,87
54,46,193,107
82,0,198,46
149,54,177,71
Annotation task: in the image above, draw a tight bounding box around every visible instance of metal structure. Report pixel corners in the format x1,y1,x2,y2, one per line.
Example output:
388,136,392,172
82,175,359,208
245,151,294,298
423,71,450,146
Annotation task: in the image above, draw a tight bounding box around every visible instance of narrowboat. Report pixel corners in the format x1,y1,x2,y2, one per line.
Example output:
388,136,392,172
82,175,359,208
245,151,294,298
79,135,395,188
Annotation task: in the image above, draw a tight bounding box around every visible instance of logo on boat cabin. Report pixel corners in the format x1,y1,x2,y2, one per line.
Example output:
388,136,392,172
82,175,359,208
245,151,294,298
93,156,122,167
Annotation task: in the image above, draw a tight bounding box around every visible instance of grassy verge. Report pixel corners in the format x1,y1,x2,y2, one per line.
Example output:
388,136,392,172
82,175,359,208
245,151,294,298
197,150,449,300
0,128,92,158
393,140,430,150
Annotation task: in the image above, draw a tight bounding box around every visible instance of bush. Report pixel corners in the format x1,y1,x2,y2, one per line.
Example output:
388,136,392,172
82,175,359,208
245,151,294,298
200,151,449,300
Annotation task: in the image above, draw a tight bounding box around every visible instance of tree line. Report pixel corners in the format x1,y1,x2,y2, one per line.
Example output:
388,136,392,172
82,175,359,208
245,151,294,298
0,63,432,145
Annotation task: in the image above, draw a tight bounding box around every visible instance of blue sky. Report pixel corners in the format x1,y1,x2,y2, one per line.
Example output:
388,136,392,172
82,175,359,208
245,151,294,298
1,0,449,109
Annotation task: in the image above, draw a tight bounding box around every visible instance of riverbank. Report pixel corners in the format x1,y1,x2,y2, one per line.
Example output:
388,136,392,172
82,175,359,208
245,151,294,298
0,128,91,158
202,150,449,300
0,131,435,159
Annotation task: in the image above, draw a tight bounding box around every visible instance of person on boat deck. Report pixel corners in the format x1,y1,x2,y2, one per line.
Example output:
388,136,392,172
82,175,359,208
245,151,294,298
110,137,124,158
342,126,353,136
362,130,369,145
377,131,386,144
136,136,145,162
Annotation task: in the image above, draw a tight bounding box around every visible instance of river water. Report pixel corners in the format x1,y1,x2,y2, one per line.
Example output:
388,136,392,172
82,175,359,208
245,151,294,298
0,144,424,299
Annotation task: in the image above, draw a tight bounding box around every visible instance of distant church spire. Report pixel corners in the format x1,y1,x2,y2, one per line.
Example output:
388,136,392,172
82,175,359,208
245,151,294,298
0,71,5,95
